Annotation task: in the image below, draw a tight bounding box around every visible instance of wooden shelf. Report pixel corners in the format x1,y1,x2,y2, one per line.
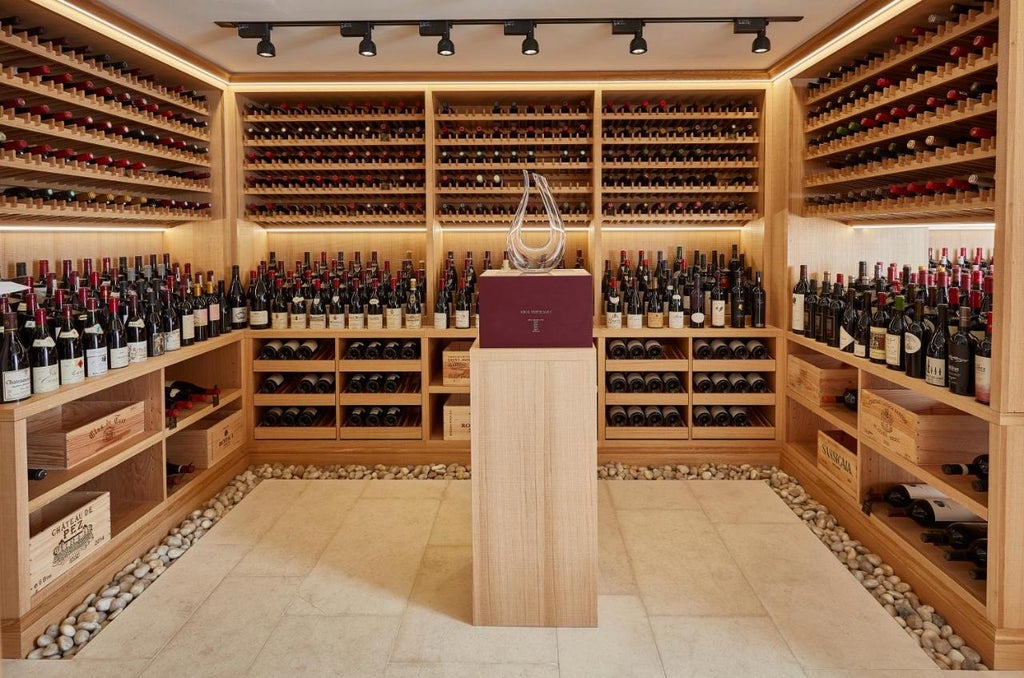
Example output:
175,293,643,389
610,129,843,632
0,28,210,116
805,3,999,106
601,213,757,224
869,510,987,609
604,425,688,440
435,161,593,171
595,326,780,338
245,113,424,123
804,142,997,189
602,111,759,120
0,68,210,142
244,187,423,196
26,430,161,513
0,199,209,224
600,185,758,194
248,214,426,226
788,391,859,439
802,191,995,223
167,388,242,435
340,414,423,440
804,95,998,160
602,136,759,145
339,392,422,406
435,137,592,146
435,112,591,121
0,112,212,166
804,47,999,134
252,359,335,372
253,393,336,406
243,162,425,171
605,392,689,406
861,439,988,520
438,213,591,225
428,376,470,394
787,333,998,422
606,357,688,372
254,424,338,440
339,358,421,372
436,186,591,195
0,152,211,194
692,358,776,372
691,392,775,406
244,137,424,147
602,161,760,169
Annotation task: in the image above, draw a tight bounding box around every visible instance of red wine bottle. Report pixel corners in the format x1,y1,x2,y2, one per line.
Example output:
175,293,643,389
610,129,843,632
29,307,59,394
1,309,31,402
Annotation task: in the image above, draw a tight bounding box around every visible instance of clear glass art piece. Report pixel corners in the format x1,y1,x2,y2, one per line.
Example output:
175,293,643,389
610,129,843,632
506,171,566,272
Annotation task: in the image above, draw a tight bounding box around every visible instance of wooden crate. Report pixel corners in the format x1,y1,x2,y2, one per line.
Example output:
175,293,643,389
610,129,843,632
443,394,471,441
787,353,857,405
442,341,473,386
29,491,110,595
27,401,146,470
860,389,988,465
817,429,858,502
166,408,244,469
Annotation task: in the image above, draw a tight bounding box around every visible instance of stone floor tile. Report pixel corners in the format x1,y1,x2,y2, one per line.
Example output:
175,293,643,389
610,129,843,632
597,483,638,595
362,478,450,499
203,480,310,545
429,480,471,546
557,595,665,678
247,615,399,678
689,480,802,524
0,659,150,677
607,481,699,510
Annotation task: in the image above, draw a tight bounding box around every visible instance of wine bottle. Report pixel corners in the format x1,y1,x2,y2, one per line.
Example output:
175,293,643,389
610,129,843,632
941,454,988,477
693,405,713,426
606,278,623,329
406,278,422,329
608,372,628,392
191,283,209,343
348,280,365,330
925,303,950,387
947,306,975,396
884,295,908,371
944,538,987,567
885,482,947,508
29,308,59,394
249,270,269,329
454,279,471,329
56,306,84,385
750,271,766,329
296,339,319,359
710,276,727,329
974,311,992,404
228,265,248,329
868,291,889,364
803,278,819,340
904,299,929,379
161,290,180,352
792,264,809,333
260,373,285,393
1,310,31,402
608,405,628,426
125,295,147,363
167,461,196,475
908,497,980,526
81,298,107,377
206,280,222,338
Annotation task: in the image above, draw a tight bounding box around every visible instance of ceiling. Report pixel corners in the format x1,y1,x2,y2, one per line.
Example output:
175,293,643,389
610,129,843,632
92,0,869,76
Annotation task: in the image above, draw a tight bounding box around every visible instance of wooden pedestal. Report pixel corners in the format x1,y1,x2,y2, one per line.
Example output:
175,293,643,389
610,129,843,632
470,342,598,627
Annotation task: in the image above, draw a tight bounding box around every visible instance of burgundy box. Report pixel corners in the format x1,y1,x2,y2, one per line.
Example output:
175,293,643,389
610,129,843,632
479,269,594,348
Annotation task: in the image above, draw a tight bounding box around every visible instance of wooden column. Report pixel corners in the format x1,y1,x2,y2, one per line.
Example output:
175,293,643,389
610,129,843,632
470,342,597,627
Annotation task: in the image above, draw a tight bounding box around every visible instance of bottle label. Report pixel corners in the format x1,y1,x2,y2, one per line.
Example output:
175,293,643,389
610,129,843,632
328,313,346,329
308,314,327,330
925,356,946,386
434,312,448,330
854,340,867,358
626,313,643,329
792,294,805,332
406,313,422,330
59,357,84,384
975,355,991,403
164,330,181,352
869,327,886,361
249,310,268,327
271,312,289,330
2,367,31,401
367,313,384,330
349,314,365,330
32,335,55,349
58,328,79,340
128,319,145,329
85,346,108,376
884,334,902,366
208,302,221,323
128,340,147,363
668,311,685,329
109,345,130,369
181,314,195,340
606,312,622,329
289,312,307,329
647,311,665,328
925,498,978,523
905,333,922,354
385,308,403,329
711,301,726,327
194,308,208,328
455,309,470,329
31,364,59,393
690,311,705,326
84,323,102,335
231,306,248,324
839,326,855,351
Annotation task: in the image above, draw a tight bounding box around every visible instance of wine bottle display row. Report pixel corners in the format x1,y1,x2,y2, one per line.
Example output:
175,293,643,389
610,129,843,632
259,405,333,427
607,404,684,427
607,372,684,394
801,1,999,223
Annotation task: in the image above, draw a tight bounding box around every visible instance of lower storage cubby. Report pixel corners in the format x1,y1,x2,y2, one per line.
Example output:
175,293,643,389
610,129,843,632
605,404,687,440
690,404,774,439
341,404,423,440
254,405,338,439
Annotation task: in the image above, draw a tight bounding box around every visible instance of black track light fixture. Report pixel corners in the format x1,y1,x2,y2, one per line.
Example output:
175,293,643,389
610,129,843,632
438,23,455,56
504,20,539,56
630,30,647,55
340,22,376,57
256,24,275,58
522,27,539,55
751,29,771,54
611,19,646,55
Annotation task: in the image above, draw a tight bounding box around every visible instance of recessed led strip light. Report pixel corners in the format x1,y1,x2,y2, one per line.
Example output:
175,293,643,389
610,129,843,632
850,222,996,230
0,224,168,232
602,225,743,232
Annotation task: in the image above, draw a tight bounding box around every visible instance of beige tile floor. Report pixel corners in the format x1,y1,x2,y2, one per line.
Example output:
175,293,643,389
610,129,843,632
4,479,1024,678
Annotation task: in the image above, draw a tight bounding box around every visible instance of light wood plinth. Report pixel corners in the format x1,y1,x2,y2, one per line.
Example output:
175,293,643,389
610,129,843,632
471,343,597,627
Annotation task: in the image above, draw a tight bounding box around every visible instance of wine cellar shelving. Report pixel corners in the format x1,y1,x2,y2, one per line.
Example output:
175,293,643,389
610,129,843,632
800,1,999,224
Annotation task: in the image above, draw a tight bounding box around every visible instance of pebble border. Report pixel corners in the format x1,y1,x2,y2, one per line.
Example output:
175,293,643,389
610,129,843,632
23,461,986,670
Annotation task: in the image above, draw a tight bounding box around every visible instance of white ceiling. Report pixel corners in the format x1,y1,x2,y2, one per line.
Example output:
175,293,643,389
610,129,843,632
93,0,869,75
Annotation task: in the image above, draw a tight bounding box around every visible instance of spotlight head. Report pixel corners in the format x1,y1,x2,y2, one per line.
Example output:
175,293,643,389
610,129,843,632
437,31,454,56
629,33,647,55
256,25,275,58
752,29,771,53
522,30,539,56
359,35,376,57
